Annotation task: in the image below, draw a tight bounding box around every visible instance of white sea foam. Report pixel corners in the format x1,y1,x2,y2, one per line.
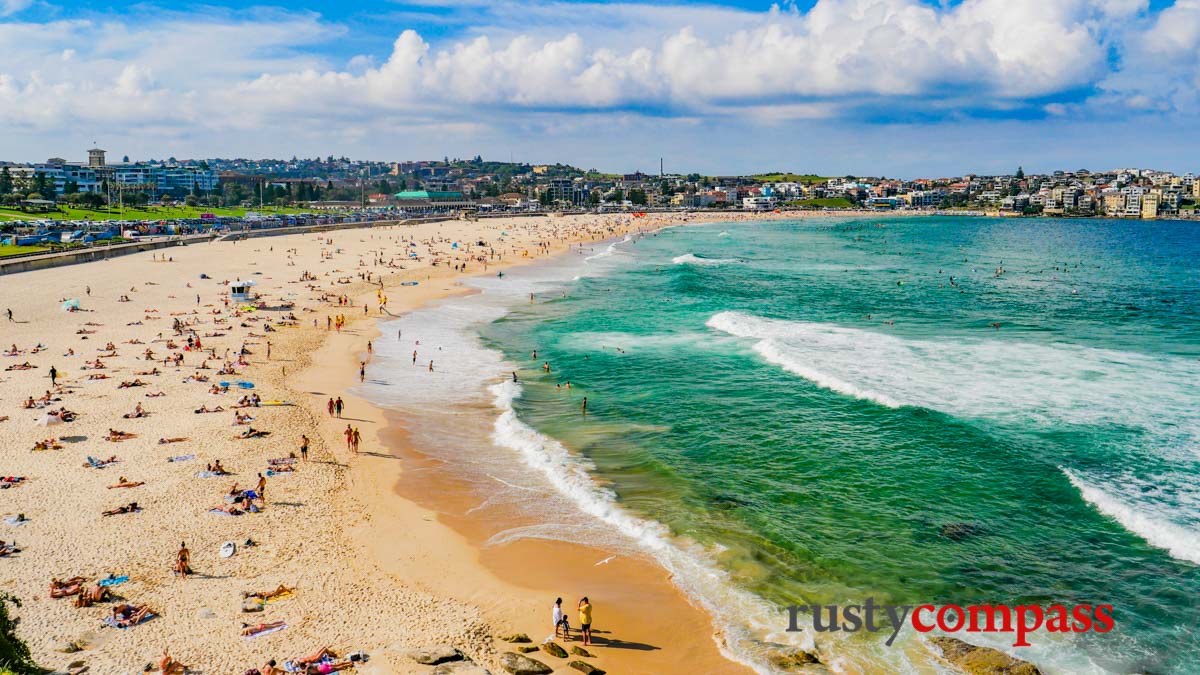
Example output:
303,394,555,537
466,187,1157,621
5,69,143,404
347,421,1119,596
672,252,739,266
705,311,1200,441
584,233,632,263
1063,468,1200,565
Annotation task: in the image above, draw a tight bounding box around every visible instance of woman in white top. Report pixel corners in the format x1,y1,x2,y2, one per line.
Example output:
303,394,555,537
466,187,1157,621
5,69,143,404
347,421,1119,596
553,597,570,638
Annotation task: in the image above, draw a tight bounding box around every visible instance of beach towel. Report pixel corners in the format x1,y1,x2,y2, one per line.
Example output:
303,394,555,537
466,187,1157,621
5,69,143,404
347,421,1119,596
87,456,114,469
195,471,223,478
208,509,241,516
265,470,292,477
267,457,296,466
4,516,28,526
168,454,196,463
98,575,129,587
241,622,287,640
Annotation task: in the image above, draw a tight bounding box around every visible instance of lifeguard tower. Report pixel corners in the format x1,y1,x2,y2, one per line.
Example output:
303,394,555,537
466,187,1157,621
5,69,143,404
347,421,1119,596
230,279,258,303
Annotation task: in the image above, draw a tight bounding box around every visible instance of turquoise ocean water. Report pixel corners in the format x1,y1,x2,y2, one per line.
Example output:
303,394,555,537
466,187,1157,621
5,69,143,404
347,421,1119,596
466,217,1200,673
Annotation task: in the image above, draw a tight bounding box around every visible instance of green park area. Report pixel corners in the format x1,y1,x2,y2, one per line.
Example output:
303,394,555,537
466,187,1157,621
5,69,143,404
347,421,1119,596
0,245,50,257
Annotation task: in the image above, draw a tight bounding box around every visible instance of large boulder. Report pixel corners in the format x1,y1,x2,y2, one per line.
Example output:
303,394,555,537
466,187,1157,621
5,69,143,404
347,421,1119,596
407,644,464,665
568,661,606,675
540,642,568,658
929,637,1043,675
501,633,532,644
498,652,553,675
569,646,593,658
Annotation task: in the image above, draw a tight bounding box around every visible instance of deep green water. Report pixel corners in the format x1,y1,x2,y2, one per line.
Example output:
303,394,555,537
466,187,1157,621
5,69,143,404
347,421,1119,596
479,217,1200,673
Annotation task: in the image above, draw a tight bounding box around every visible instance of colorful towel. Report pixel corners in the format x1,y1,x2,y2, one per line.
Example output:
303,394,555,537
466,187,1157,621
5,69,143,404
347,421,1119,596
98,575,128,587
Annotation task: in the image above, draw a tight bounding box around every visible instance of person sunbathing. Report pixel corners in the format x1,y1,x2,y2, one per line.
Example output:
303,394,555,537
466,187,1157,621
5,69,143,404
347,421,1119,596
145,391,166,397
295,647,338,666
63,348,75,356
211,460,228,474
159,437,188,444
210,504,244,516
0,541,20,557
241,620,286,637
103,342,117,351
118,379,148,389
233,411,253,425
49,576,87,598
194,405,224,414
242,585,294,601
33,438,63,451
305,659,356,674
106,429,136,441
87,373,108,380
4,362,35,371
122,403,147,419
21,397,36,409
102,502,140,516
85,455,118,468
73,583,111,607
110,603,152,627
74,329,96,335
237,428,269,439
118,295,131,302
133,368,160,376
126,339,144,345
108,477,144,489
185,373,210,383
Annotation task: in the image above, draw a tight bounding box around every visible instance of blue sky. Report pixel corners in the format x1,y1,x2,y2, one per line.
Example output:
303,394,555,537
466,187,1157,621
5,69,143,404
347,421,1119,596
1,0,1198,176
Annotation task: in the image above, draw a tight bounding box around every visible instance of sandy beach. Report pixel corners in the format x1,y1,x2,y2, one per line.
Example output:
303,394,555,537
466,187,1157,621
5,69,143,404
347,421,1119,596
0,210,812,674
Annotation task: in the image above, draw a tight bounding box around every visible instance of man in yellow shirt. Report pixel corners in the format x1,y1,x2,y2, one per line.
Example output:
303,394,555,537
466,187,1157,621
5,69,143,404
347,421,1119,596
578,597,593,646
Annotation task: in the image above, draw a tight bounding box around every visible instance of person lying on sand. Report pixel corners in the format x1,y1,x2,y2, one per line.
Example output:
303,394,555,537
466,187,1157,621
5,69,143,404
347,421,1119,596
158,437,188,444
122,403,147,419
106,429,135,441
84,456,118,468
33,438,63,451
110,603,152,627
233,411,253,425
195,405,224,414
87,373,108,380
5,362,35,371
102,502,140,516
49,577,87,598
236,428,270,439
0,541,20,556
241,621,286,637
209,384,228,395
133,368,160,376
242,585,293,601
118,379,148,389
108,477,144,489
145,391,166,397
184,373,210,383
210,504,244,516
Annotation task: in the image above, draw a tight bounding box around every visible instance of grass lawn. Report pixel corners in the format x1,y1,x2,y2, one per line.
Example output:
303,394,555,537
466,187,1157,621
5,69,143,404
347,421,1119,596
754,174,836,185
786,197,855,208
0,245,49,257
0,204,315,222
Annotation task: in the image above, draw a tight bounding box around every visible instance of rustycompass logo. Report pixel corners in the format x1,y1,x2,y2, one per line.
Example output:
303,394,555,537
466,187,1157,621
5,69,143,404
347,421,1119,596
786,599,1115,647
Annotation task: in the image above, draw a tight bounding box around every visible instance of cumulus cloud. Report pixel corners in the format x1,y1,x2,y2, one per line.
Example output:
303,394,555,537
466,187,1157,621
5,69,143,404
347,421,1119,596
0,0,1195,157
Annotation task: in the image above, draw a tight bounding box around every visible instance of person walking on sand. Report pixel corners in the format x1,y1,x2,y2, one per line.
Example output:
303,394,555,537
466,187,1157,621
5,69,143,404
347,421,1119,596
344,424,354,452
359,361,366,383
578,597,592,646
256,472,267,499
176,542,191,580
335,397,344,418
327,398,335,417
352,427,361,454
6,308,12,322
49,365,57,386
300,434,309,462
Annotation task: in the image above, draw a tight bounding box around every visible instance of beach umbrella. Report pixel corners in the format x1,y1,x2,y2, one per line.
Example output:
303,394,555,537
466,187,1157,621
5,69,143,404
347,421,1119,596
61,299,81,311
35,413,63,427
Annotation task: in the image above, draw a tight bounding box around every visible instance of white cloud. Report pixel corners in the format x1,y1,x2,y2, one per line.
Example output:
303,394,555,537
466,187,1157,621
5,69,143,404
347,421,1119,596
0,0,31,18
0,0,1195,160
